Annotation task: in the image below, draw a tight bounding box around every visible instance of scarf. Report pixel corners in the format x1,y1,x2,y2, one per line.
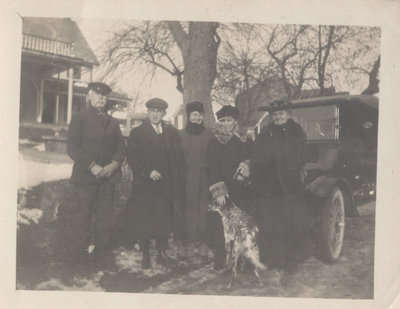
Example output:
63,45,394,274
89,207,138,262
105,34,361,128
185,122,205,135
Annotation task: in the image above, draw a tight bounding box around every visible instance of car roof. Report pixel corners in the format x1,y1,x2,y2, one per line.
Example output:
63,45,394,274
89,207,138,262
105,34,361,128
258,94,379,111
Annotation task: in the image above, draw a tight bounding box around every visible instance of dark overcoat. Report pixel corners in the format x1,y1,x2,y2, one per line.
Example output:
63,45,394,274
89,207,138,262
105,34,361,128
251,118,307,197
179,128,214,243
67,106,125,185
206,134,253,204
126,120,186,242
205,133,253,260
250,118,309,265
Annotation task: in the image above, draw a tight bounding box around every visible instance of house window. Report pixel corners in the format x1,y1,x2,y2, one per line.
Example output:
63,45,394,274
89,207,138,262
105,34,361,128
73,67,81,80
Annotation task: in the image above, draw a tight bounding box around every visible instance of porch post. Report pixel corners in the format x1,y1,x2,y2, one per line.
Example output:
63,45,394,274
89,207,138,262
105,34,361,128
36,79,44,123
55,94,60,124
67,67,74,124
127,100,131,135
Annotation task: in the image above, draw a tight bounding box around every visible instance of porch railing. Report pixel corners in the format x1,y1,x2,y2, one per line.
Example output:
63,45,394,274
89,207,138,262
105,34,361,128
22,34,75,57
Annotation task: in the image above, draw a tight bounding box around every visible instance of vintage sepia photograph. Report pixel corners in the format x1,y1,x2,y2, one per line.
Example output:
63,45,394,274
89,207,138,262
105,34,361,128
16,15,381,299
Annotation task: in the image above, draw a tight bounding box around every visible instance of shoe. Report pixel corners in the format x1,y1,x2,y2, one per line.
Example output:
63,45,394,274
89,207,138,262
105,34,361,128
142,252,151,269
156,250,177,267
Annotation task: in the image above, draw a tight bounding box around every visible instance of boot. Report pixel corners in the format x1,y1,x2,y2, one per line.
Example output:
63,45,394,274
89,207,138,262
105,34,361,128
156,250,177,267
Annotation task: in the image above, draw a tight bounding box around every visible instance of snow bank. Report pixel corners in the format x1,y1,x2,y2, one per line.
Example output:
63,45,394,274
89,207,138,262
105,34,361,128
35,272,105,291
18,153,72,189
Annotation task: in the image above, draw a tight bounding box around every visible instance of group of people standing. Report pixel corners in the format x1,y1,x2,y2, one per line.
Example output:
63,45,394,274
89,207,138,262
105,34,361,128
65,82,310,272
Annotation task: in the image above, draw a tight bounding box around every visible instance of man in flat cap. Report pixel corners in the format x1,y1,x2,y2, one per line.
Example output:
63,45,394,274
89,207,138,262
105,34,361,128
65,82,125,266
126,98,185,269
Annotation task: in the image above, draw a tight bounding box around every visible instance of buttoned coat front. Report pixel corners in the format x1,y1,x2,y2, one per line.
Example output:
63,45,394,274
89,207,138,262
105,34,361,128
126,120,186,242
67,106,126,185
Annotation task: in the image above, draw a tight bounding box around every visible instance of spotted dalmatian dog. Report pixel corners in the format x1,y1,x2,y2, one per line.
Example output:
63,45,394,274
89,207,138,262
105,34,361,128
209,196,267,288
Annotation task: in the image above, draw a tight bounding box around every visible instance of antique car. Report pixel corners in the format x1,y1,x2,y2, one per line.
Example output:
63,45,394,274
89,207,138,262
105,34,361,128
255,94,378,263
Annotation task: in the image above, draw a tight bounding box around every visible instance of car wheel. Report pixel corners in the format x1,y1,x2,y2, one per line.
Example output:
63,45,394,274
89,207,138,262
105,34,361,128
321,186,345,263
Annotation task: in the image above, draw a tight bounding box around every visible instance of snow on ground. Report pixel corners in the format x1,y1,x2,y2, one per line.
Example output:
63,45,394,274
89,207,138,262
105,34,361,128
35,271,105,291
18,153,72,189
113,241,212,279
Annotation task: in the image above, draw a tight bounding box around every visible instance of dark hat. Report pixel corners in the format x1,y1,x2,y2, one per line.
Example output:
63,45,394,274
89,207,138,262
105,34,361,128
216,105,239,120
145,98,168,110
269,99,292,112
88,82,112,96
186,101,204,115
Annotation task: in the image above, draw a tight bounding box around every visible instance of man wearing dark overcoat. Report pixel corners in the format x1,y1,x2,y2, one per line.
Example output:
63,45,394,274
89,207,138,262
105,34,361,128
66,82,125,265
126,98,185,269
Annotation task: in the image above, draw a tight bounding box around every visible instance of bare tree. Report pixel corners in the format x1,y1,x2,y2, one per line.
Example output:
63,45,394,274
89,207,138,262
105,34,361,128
361,56,380,95
100,21,380,127
100,20,220,126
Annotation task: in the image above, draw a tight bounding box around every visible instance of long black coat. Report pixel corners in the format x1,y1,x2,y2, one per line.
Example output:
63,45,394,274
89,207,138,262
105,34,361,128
206,134,253,204
67,106,125,185
250,118,309,265
126,120,186,242
251,118,307,197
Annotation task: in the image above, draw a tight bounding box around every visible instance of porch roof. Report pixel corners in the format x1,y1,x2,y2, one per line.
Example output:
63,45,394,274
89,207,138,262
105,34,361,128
22,17,99,67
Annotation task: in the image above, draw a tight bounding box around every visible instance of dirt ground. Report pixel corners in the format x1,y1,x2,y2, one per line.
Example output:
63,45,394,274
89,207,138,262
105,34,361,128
16,179,375,299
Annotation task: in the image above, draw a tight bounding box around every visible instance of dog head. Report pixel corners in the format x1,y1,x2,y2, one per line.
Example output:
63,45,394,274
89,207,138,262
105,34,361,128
208,195,233,212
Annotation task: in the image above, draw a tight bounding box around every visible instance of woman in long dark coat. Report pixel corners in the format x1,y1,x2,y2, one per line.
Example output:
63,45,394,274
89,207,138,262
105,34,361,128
179,102,214,257
251,99,310,270
206,105,253,269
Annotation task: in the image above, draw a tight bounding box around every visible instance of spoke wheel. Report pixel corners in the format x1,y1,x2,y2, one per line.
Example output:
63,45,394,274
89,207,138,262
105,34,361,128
321,186,345,263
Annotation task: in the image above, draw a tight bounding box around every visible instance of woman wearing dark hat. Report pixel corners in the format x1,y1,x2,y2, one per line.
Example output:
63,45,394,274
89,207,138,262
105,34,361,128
205,105,253,269
179,101,214,259
250,99,310,271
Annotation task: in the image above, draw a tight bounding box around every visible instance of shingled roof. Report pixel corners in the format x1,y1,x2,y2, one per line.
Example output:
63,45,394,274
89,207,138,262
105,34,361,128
22,17,99,66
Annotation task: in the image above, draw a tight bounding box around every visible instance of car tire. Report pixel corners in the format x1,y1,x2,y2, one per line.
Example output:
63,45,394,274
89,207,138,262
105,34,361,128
321,186,346,263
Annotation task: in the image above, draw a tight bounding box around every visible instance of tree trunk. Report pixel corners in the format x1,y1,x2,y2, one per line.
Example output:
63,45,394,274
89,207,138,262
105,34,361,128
168,21,219,127
362,56,380,95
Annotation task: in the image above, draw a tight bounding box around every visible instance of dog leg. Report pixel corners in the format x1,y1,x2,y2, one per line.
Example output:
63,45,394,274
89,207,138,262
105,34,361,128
225,240,233,268
246,250,266,287
253,267,263,287
227,246,239,289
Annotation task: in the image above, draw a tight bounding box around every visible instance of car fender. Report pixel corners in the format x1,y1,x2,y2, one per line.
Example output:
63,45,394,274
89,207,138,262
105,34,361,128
306,175,355,215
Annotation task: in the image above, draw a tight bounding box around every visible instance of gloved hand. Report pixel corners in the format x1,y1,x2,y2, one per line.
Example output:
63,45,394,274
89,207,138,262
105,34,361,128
238,160,250,178
150,170,162,181
101,161,119,178
121,161,133,182
216,195,226,206
90,164,104,178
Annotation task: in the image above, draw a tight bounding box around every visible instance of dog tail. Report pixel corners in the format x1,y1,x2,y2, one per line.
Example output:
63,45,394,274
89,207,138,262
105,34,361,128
251,257,267,271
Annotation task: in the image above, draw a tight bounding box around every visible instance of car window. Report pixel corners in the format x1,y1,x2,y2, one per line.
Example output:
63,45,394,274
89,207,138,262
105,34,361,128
291,105,337,141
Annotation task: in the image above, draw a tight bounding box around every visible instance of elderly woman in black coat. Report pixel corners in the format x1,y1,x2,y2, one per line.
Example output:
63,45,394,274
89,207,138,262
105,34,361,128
206,105,253,269
251,99,310,270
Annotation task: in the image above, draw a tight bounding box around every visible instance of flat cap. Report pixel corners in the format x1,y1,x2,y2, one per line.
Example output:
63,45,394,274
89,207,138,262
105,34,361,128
216,105,239,120
145,98,168,110
88,82,112,96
